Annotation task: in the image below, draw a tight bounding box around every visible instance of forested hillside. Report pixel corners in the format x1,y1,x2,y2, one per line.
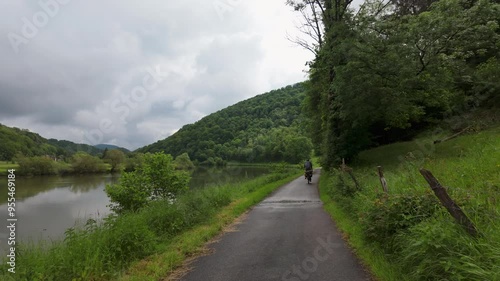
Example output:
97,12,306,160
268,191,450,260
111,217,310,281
0,124,59,161
95,144,130,153
47,139,104,157
290,0,500,169
0,123,113,160
138,83,313,164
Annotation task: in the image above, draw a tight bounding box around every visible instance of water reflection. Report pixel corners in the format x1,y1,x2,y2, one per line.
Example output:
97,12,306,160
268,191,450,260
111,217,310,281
0,174,119,252
0,166,270,252
189,166,271,188
0,174,120,204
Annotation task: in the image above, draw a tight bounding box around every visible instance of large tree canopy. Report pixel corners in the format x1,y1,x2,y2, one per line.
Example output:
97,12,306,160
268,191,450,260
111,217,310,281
296,0,500,169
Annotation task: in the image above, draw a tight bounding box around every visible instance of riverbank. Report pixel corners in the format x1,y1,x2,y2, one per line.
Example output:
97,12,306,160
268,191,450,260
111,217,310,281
225,161,298,167
0,160,297,177
319,126,500,280
0,160,112,176
0,162,18,176
0,169,301,280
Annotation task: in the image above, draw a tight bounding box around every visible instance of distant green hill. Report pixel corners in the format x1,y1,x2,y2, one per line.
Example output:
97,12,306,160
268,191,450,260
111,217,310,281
95,144,130,153
0,124,56,161
47,139,103,156
137,83,313,164
0,123,103,161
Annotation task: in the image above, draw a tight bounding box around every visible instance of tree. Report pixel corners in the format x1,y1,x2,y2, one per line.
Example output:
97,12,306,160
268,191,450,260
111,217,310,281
124,153,145,172
102,147,108,159
173,152,195,170
104,149,126,173
299,0,500,169
286,0,327,55
71,152,106,174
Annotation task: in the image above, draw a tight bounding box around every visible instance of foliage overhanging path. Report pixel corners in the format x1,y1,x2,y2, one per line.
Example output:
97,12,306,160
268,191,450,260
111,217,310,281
177,170,371,281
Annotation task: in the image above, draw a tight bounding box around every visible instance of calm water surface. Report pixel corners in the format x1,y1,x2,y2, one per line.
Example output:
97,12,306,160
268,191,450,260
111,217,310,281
0,166,270,251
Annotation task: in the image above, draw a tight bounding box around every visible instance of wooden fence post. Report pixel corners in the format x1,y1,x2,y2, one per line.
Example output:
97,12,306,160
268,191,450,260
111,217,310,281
433,126,471,144
419,169,479,237
341,159,361,190
377,166,389,194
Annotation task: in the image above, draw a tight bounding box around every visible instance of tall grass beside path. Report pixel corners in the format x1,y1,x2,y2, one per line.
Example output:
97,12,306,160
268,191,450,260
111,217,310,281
0,170,300,281
319,126,500,281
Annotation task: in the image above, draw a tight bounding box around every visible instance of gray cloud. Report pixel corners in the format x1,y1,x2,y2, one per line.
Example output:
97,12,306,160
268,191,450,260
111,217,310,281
0,0,312,150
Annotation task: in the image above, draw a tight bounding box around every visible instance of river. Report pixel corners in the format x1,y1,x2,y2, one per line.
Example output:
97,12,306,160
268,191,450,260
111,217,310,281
0,166,271,252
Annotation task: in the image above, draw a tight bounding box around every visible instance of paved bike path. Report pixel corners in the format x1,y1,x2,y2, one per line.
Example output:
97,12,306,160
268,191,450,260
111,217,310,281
179,170,371,281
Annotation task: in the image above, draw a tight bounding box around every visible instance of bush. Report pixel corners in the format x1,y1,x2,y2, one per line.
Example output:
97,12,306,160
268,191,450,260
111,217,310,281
173,152,195,170
361,192,439,248
335,172,359,198
139,187,231,238
105,172,152,212
200,156,226,166
124,153,145,172
17,156,58,176
102,214,156,266
71,152,106,174
143,201,186,237
105,152,190,213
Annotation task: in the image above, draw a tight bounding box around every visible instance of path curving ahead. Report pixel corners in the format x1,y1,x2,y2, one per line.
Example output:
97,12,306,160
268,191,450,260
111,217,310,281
178,170,372,281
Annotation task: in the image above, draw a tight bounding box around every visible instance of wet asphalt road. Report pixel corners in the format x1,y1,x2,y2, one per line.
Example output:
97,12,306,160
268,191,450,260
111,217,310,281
179,170,371,281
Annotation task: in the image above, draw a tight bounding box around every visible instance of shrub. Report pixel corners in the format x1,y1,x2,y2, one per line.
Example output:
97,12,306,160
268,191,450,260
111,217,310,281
335,171,359,198
105,172,152,212
105,152,190,213
123,153,145,172
17,156,58,175
361,192,440,248
143,201,186,237
141,187,231,238
173,152,195,170
205,187,232,208
71,152,106,174
102,214,156,266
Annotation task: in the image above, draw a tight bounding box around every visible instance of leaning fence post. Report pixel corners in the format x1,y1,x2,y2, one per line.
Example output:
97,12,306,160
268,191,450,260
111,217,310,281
341,158,361,190
377,166,389,194
419,169,479,237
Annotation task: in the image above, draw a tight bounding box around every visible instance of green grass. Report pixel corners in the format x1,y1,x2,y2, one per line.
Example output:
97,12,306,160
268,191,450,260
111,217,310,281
0,160,114,176
0,161,18,176
119,172,301,281
0,170,301,281
319,174,403,281
319,126,500,281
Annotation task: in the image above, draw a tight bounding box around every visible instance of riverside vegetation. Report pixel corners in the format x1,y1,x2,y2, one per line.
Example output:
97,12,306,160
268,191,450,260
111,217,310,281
0,152,301,281
319,124,500,281
289,0,499,279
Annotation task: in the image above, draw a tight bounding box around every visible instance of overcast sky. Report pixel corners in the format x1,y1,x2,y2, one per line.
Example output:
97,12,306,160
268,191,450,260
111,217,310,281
0,0,317,150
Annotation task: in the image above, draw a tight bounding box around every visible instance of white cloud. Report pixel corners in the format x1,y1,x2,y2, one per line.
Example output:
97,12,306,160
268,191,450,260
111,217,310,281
0,0,314,150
